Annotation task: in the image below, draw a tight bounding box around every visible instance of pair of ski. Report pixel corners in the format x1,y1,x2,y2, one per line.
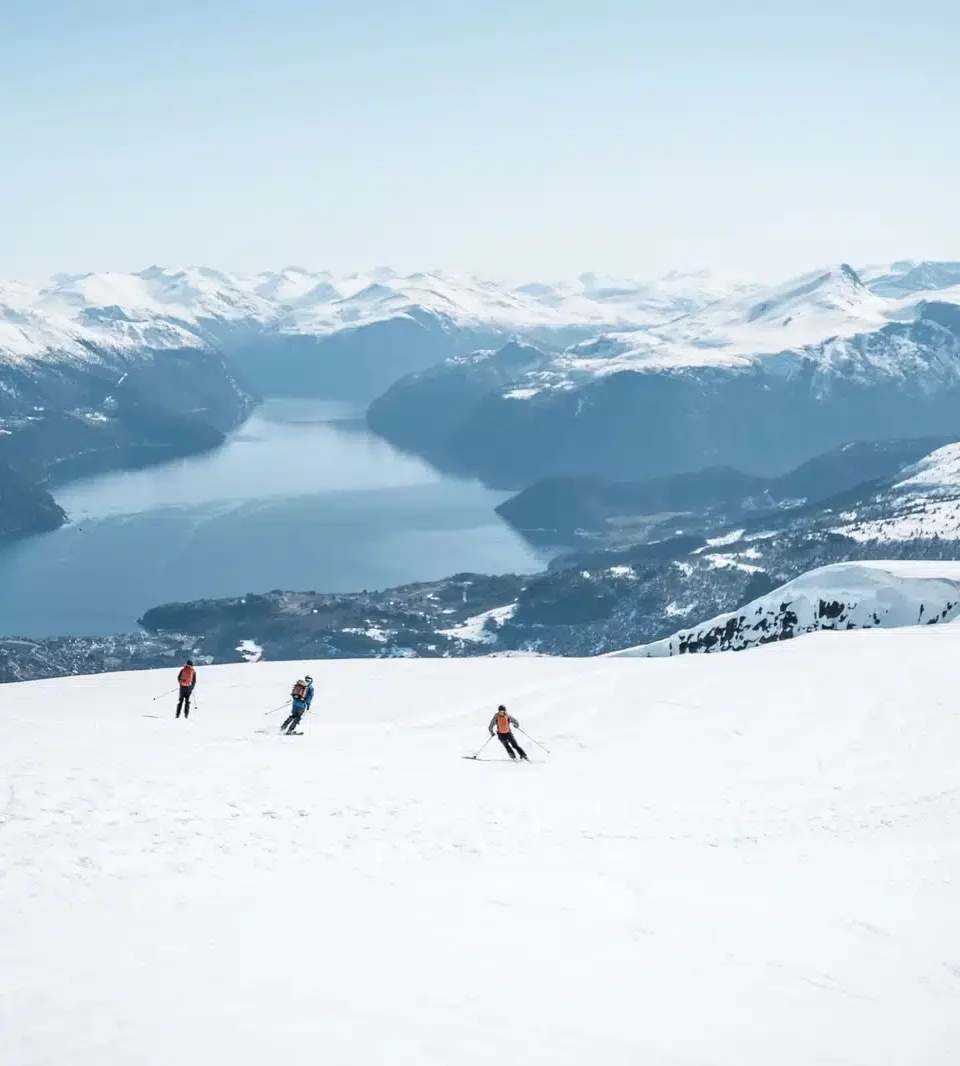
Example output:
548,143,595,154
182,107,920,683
463,730,549,762
462,755,539,763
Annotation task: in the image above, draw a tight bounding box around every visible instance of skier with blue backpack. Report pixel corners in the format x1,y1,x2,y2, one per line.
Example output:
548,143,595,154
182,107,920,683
281,675,314,735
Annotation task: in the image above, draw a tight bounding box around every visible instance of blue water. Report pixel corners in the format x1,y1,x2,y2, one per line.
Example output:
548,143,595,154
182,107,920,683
0,400,551,637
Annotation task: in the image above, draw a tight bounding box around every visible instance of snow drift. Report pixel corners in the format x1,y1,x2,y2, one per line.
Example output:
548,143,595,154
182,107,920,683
2,636,960,1063
613,560,960,657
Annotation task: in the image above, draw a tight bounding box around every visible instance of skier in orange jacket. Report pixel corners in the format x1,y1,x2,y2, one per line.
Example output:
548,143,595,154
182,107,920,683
488,704,528,761
176,661,196,719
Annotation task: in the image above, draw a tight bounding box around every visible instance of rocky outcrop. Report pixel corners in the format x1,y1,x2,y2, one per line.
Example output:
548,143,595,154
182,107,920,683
0,460,66,540
613,561,960,657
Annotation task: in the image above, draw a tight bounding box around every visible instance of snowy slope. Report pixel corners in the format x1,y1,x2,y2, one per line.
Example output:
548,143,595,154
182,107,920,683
2,639,960,1064
832,442,960,542
614,561,960,658
0,275,211,363
659,263,890,355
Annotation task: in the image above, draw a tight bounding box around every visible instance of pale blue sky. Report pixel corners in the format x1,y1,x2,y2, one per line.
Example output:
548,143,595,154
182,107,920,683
3,0,957,280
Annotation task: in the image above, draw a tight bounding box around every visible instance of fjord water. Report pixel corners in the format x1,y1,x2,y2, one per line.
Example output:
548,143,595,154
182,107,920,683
0,401,551,637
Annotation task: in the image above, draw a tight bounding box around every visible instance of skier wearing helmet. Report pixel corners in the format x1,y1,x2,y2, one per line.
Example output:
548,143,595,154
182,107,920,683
488,704,528,761
282,674,314,735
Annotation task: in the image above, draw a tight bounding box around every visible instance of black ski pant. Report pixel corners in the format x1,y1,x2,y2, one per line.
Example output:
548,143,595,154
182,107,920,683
282,707,305,734
176,686,193,718
497,731,527,760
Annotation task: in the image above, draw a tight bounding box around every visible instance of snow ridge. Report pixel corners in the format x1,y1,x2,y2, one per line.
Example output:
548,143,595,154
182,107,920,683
613,561,960,657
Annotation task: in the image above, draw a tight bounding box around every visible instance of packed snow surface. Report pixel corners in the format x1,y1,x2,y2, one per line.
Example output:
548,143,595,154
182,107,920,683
2,641,960,1064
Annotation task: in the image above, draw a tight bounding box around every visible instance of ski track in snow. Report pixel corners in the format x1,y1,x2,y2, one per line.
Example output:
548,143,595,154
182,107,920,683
1,643,960,1063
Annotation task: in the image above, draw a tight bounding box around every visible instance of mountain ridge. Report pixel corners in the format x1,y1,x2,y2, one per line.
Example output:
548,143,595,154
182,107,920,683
366,278,960,488
612,561,960,657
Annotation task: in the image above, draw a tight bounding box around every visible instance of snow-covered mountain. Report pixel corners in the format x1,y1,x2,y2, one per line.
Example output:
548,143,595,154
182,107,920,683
613,560,960,657
0,266,762,416
0,272,219,363
368,263,960,488
3,634,959,1062
456,263,957,386
4,258,956,371
830,442,960,543
0,272,257,525
5,256,960,541
0,266,755,366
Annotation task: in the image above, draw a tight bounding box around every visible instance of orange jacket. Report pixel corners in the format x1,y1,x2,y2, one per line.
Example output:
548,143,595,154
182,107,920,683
178,665,196,688
490,709,518,735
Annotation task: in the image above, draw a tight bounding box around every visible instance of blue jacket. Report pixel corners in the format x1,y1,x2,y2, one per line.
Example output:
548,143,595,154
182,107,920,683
292,681,314,713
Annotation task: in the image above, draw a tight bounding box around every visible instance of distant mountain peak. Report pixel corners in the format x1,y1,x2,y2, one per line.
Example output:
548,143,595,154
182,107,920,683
839,262,865,287
4,260,959,368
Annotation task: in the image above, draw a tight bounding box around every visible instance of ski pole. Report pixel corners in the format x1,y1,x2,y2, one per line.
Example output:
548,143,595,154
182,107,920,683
471,734,495,759
152,688,178,702
519,728,550,755
263,702,289,717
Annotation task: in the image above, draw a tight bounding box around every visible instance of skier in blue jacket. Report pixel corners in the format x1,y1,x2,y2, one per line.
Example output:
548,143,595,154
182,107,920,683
282,675,314,735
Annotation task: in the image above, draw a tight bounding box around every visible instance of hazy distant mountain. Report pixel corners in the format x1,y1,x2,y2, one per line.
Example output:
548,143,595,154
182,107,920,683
1,265,761,407
1,265,755,363
863,260,960,299
367,263,960,488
